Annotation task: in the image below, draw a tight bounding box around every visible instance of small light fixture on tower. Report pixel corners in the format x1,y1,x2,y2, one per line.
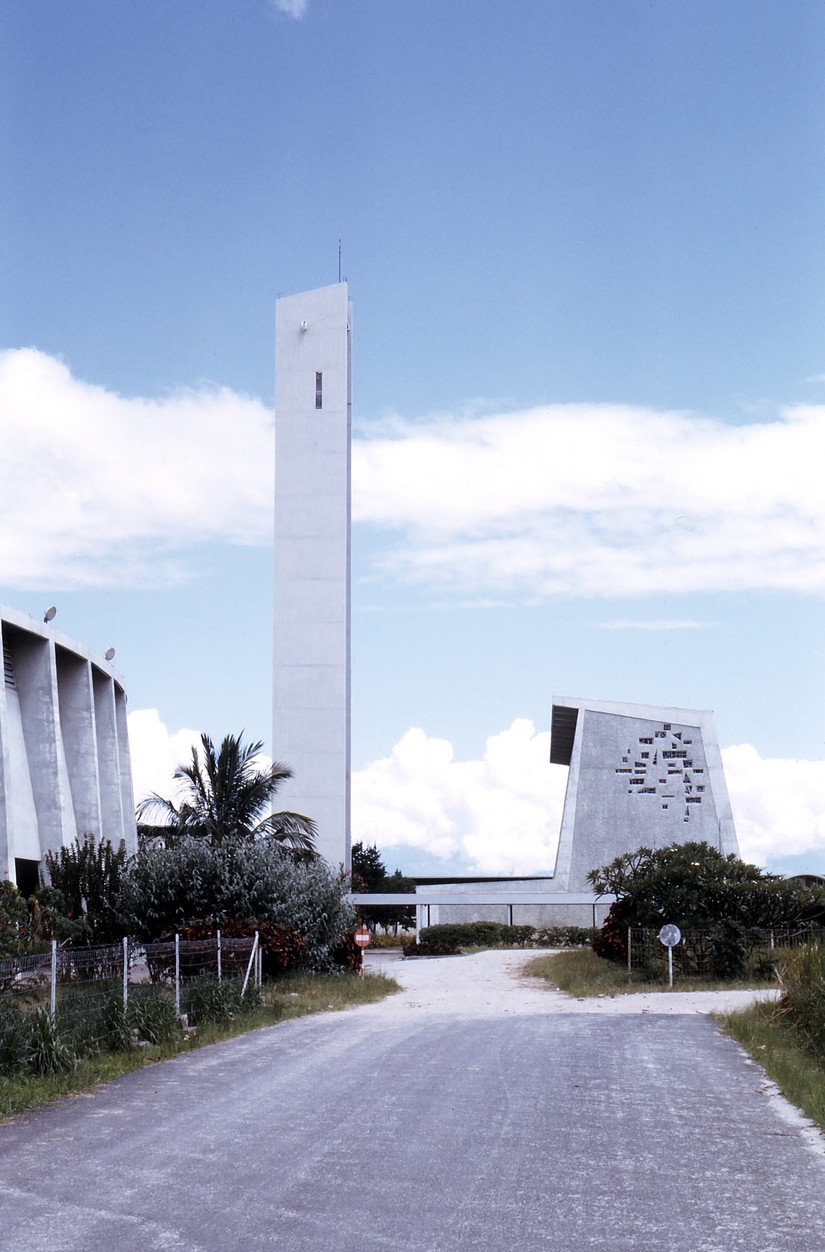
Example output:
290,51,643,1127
104,647,116,662
43,606,57,623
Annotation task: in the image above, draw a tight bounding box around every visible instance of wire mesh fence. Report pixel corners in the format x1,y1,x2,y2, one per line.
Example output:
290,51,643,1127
0,932,262,1071
627,926,825,982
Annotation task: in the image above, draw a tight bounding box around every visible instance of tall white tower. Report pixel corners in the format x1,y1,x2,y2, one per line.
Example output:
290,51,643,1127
273,283,352,870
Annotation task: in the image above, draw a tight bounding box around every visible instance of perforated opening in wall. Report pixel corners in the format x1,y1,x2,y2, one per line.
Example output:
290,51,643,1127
315,371,323,409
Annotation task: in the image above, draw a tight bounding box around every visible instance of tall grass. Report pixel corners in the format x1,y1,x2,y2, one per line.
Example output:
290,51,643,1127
772,941,825,1054
720,1000,825,1133
524,948,778,997
0,971,399,1122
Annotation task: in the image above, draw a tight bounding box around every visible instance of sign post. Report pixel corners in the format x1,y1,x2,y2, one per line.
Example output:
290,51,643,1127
354,926,371,974
658,924,682,989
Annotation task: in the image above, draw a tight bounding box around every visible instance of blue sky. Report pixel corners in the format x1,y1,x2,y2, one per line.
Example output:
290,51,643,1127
2,0,825,877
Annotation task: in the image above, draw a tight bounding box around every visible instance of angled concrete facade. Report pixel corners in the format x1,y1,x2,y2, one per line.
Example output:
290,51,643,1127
551,697,739,891
273,283,352,870
0,606,136,889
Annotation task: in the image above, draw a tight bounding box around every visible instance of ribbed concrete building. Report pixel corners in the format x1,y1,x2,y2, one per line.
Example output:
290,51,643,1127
0,606,136,892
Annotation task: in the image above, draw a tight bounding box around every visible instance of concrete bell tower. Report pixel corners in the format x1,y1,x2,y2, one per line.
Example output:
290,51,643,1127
273,283,352,870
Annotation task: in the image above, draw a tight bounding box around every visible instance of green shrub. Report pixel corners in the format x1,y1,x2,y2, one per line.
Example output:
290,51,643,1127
589,841,825,967
707,922,762,980
44,836,128,943
117,840,354,970
417,922,535,949
367,931,415,949
534,925,598,948
403,938,461,957
0,883,30,958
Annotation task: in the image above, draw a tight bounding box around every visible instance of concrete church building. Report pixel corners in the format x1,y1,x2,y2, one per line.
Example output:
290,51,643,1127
551,696,739,891
0,605,136,892
270,286,740,926
416,698,739,929
273,283,352,870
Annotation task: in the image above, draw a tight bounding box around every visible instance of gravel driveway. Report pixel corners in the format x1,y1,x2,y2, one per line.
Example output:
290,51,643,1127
363,947,783,1018
0,950,822,1251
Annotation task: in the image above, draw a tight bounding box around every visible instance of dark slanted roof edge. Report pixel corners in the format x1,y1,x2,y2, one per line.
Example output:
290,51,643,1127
550,703,579,766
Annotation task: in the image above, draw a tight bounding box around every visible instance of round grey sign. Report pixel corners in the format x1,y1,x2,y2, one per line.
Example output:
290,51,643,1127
658,924,682,948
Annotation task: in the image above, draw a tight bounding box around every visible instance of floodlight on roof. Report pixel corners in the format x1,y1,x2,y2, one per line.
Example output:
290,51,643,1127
104,647,115,662
43,606,57,623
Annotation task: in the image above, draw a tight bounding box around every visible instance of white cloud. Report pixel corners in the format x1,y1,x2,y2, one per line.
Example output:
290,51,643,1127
6,350,825,603
597,619,711,631
270,0,309,17
723,744,825,869
353,402,825,598
0,349,273,588
129,711,825,876
127,709,203,809
350,720,825,877
352,720,566,875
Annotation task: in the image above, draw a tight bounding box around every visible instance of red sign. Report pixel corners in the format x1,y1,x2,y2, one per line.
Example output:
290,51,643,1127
354,927,371,948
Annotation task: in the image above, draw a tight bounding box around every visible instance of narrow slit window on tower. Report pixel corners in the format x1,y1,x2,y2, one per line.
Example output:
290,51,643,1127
315,371,323,409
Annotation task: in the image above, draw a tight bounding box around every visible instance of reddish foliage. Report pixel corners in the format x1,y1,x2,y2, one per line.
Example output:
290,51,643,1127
157,916,306,979
330,929,362,973
591,901,630,964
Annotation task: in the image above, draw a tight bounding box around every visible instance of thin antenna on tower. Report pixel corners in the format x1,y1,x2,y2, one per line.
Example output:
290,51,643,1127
338,238,342,284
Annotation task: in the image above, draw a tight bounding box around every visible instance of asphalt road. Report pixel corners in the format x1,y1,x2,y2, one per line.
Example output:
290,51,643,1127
0,959,824,1251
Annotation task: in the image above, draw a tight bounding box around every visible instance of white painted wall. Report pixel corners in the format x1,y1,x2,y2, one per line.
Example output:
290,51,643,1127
273,283,351,870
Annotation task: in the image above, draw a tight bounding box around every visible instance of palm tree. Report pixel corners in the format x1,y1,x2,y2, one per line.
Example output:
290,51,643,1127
137,732,317,857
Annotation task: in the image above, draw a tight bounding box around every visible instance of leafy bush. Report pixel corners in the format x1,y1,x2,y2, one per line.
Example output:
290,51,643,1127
329,929,362,973
589,842,825,965
417,922,534,949
171,918,306,979
367,931,415,949
533,926,597,948
44,836,129,942
0,882,31,958
116,840,355,970
403,937,462,957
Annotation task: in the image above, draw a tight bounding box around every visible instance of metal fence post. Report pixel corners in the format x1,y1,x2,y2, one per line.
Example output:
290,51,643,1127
123,936,129,1013
627,928,632,972
175,933,181,1016
241,933,258,998
50,938,57,1016
256,933,262,989
217,929,222,983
